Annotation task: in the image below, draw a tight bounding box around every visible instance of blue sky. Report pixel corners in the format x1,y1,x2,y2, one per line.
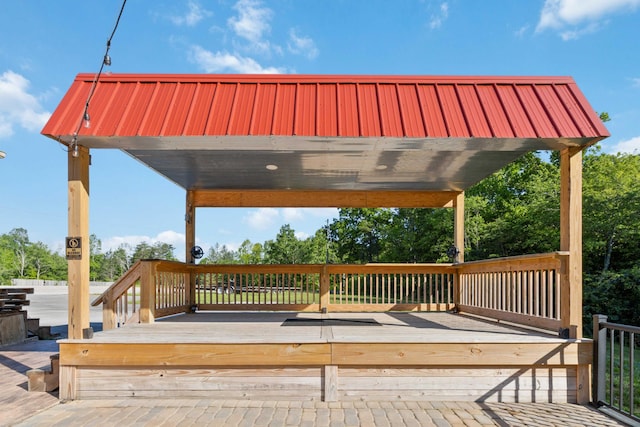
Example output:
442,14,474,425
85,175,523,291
1,0,639,261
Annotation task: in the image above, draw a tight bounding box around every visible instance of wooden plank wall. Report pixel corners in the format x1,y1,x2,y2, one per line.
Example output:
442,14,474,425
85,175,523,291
71,366,577,403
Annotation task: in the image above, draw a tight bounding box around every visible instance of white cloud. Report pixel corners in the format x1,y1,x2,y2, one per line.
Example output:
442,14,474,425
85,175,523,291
0,70,51,138
282,208,304,222
287,29,318,60
295,231,309,240
609,136,640,155
169,0,211,26
188,45,285,73
514,25,529,38
631,78,640,88
228,0,272,44
429,2,449,29
537,0,640,38
244,208,280,230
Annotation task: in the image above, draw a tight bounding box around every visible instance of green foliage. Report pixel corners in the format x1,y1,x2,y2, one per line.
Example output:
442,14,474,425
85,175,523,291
583,152,640,273
583,267,640,331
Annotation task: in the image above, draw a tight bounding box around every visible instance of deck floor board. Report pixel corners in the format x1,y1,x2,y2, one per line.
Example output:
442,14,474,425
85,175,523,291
63,312,569,345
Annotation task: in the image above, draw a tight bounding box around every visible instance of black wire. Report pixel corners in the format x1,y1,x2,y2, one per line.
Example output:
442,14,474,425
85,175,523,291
70,0,128,148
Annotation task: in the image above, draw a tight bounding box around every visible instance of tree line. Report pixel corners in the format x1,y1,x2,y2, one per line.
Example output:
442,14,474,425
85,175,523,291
1,147,638,328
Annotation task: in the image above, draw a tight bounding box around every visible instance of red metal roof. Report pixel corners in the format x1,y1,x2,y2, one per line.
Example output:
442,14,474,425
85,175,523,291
42,74,609,140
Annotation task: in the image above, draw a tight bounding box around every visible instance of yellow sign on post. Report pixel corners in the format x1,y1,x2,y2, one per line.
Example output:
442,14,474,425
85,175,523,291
66,237,82,260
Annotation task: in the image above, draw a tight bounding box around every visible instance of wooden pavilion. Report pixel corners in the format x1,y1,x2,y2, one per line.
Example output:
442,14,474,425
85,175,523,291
42,74,609,403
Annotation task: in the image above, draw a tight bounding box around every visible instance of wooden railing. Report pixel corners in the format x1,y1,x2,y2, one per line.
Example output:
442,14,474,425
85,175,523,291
326,264,455,312
92,260,144,330
95,254,568,333
457,252,568,332
193,264,321,311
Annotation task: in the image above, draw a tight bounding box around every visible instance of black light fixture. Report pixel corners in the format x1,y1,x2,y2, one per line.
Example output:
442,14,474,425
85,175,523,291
103,54,112,66
446,245,460,263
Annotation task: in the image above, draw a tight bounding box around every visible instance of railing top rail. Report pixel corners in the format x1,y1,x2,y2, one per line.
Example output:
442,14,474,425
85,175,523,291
91,259,149,306
326,263,455,273
600,321,640,334
456,251,568,269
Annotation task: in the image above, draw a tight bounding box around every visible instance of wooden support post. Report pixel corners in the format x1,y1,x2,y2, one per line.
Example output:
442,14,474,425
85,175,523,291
67,146,90,340
454,192,464,263
102,289,116,330
139,261,156,324
186,190,196,310
320,265,330,313
560,148,583,339
323,365,338,402
58,365,77,401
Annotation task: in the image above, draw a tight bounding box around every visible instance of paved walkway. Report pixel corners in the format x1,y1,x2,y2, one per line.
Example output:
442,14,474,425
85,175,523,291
1,338,627,427
10,398,627,426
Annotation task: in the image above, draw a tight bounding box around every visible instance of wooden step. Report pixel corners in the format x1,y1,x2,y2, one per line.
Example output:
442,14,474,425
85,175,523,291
27,354,59,392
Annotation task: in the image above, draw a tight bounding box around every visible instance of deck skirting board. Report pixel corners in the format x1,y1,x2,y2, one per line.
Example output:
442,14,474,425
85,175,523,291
69,366,578,403
57,313,592,403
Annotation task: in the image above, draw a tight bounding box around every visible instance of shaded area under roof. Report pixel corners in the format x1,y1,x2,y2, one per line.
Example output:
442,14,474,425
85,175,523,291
42,74,609,194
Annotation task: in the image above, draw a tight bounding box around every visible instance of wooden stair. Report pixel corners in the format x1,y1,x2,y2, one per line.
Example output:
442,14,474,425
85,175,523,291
26,354,59,392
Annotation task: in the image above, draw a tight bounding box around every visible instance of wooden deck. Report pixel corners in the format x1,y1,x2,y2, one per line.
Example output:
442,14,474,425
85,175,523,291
58,312,592,403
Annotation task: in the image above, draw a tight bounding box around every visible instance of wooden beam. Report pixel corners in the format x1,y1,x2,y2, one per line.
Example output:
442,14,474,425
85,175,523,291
559,148,583,339
192,190,457,208
67,146,90,340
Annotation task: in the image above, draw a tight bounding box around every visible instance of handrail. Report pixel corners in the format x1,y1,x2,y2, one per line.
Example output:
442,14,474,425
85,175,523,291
593,314,639,425
91,260,145,307
92,259,156,330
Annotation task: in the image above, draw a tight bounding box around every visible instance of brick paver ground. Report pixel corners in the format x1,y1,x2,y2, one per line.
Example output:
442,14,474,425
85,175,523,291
11,398,627,427
1,300,629,427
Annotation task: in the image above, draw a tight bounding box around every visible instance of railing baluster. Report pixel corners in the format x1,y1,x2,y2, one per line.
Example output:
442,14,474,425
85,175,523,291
630,331,635,417
619,331,624,412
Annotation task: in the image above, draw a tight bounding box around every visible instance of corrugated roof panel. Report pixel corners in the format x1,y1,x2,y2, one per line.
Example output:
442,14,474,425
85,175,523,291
138,82,177,136
250,83,277,135
416,84,447,137
561,82,610,137
456,85,492,137
377,84,403,137
271,83,295,135
494,85,537,137
295,84,317,135
554,84,600,137
183,83,217,136
162,83,197,136
397,84,426,137
535,84,580,137
317,84,338,136
227,83,257,135
117,83,157,136
43,74,609,143
357,84,382,137
475,85,514,138
86,81,120,136
92,82,128,135
437,85,469,137
41,80,86,136
205,83,236,135
337,83,359,136
514,85,558,138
